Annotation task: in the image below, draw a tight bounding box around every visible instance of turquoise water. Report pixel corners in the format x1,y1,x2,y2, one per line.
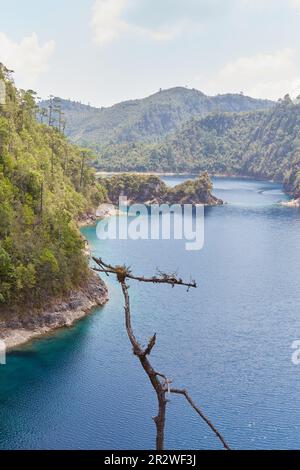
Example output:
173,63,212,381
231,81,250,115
1,177,300,450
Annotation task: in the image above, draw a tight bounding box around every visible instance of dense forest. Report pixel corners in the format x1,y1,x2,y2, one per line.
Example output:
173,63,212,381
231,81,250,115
97,95,300,197
0,65,106,310
40,88,273,150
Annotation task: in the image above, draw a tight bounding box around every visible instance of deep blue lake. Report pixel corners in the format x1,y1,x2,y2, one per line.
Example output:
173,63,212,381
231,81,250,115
1,177,300,450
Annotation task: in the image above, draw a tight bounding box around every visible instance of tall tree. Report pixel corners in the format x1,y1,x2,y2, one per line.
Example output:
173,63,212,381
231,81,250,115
48,95,54,126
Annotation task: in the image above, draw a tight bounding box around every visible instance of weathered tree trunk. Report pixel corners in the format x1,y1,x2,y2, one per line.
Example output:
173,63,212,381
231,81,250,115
121,281,167,449
154,392,167,450
94,257,230,450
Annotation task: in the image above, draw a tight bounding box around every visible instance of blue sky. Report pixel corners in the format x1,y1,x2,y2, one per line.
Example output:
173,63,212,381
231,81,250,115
1,0,300,106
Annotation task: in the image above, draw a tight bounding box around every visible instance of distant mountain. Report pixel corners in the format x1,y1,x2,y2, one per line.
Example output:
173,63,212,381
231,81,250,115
40,87,274,149
97,96,300,197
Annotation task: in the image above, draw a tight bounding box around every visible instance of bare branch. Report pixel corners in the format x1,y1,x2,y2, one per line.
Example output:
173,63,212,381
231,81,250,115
93,257,197,288
143,333,157,356
170,388,230,450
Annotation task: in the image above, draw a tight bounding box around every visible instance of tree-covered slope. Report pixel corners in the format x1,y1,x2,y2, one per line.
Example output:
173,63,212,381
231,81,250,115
0,65,106,310
97,96,300,196
40,87,273,149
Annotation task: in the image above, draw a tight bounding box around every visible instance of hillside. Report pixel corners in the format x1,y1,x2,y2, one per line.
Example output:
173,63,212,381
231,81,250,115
97,96,300,197
40,88,274,149
0,65,106,310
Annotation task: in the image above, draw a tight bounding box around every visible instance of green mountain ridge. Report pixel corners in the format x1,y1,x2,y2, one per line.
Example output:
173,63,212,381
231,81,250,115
97,96,300,198
40,87,274,149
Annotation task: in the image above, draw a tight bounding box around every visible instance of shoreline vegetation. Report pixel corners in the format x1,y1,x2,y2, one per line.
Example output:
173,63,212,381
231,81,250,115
0,206,109,351
0,64,109,350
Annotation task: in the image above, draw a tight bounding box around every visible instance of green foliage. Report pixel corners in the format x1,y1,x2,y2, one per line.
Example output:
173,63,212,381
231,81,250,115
0,65,106,309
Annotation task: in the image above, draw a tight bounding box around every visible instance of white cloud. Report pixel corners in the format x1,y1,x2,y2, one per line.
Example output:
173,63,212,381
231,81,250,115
289,0,300,12
135,21,186,41
91,0,191,45
91,0,129,45
202,49,300,100
0,32,55,89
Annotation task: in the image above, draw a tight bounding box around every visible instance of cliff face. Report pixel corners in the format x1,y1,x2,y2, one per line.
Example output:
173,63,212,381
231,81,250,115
99,172,223,206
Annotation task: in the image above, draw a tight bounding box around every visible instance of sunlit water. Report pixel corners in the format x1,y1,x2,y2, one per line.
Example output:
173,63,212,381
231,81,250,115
1,177,300,450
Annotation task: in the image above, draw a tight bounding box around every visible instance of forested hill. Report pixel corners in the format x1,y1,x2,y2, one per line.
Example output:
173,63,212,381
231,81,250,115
40,87,273,149
97,95,300,197
0,65,106,310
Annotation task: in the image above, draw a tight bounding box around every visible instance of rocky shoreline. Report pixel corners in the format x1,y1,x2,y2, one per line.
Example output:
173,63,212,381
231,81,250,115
77,204,124,227
0,272,108,351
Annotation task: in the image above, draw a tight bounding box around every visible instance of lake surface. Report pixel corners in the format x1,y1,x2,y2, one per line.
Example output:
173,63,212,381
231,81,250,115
1,177,300,450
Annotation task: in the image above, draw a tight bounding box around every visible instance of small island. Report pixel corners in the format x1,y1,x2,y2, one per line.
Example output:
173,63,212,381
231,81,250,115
98,172,223,206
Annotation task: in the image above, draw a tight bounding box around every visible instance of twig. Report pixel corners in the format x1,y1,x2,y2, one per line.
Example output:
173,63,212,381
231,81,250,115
170,388,230,450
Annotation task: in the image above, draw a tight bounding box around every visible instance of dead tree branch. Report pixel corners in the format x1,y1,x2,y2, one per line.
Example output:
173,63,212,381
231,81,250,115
170,388,230,450
93,257,229,450
93,257,197,289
